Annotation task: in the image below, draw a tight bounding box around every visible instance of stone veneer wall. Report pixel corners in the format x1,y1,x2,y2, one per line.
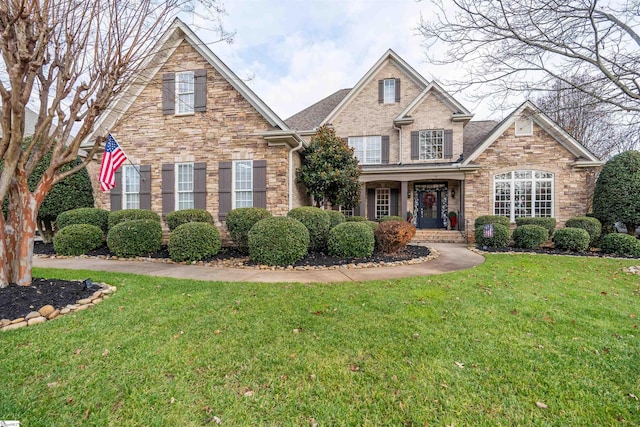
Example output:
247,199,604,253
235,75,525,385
464,123,600,238
91,39,296,227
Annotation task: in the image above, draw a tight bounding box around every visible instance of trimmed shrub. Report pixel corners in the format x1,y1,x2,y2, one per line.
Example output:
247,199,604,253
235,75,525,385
345,216,367,222
600,233,640,257
327,210,346,229
515,217,557,238
53,224,103,256
565,216,602,246
552,228,590,252
367,221,380,233
287,207,331,252
512,225,548,249
374,220,417,254
57,208,109,235
165,209,213,232
225,208,272,253
328,222,375,257
108,209,161,229
474,215,510,228
475,223,510,248
248,217,309,266
168,222,221,262
107,219,162,258
379,215,405,222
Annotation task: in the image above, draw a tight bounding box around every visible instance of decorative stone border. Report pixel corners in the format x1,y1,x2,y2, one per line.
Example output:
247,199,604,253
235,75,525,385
1,283,117,332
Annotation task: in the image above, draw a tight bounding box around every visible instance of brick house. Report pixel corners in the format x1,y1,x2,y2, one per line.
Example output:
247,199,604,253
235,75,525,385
83,19,307,229
286,49,602,238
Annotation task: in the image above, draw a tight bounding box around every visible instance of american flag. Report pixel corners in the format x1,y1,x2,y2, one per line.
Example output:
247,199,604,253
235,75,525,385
99,134,128,192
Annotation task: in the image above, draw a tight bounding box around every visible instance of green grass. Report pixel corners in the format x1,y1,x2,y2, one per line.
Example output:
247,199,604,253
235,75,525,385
2,254,639,426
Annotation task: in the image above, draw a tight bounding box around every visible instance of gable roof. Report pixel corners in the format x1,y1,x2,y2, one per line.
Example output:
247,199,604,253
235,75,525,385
395,81,472,123
320,49,430,126
463,120,499,159
285,88,351,131
462,101,602,165
82,18,290,148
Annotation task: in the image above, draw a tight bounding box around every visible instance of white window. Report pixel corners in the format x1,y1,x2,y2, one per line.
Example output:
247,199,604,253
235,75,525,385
494,170,553,222
338,206,354,217
349,136,381,164
515,117,533,136
175,71,194,115
176,163,194,210
123,165,140,209
419,129,444,160
383,79,396,104
233,160,253,208
375,188,390,219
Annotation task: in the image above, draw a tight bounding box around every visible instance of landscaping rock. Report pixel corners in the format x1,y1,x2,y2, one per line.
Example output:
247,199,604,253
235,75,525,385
27,316,47,326
47,309,60,320
3,321,27,331
39,305,55,317
25,311,41,320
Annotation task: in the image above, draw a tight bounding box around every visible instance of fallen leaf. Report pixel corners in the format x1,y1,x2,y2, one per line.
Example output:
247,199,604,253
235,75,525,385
102,348,109,357
629,393,638,400
536,401,548,409
243,388,254,397
47,382,58,388
214,329,221,335
83,407,90,419
631,313,636,319
455,361,464,369
510,309,519,315
601,291,607,296
440,382,448,388
350,364,360,372
74,349,82,355
170,397,175,404
293,328,300,334
310,417,318,427
213,416,222,425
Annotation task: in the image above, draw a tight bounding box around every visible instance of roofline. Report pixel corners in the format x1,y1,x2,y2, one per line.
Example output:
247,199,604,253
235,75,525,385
321,49,431,126
360,163,481,174
462,100,602,165
395,81,472,121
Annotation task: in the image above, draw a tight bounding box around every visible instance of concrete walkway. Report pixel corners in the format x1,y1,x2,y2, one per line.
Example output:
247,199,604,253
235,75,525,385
33,243,485,283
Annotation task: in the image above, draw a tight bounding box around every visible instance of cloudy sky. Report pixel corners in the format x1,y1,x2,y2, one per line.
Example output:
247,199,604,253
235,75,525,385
187,0,502,121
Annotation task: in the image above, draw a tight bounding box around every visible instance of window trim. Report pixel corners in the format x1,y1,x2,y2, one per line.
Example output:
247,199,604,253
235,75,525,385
349,135,382,165
493,170,554,222
122,164,141,210
375,188,390,219
514,117,533,136
175,162,195,211
383,79,396,104
418,129,445,160
232,160,253,209
175,71,195,115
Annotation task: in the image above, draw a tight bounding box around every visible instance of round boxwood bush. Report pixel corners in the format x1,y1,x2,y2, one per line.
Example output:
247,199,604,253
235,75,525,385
565,216,602,246
515,217,557,238
474,223,510,248
600,233,640,257
474,215,510,228
168,222,221,262
248,217,309,266
53,224,103,256
327,210,346,229
56,208,109,235
552,227,590,252
108,209,161,229
287,207,331,252
379,215,405,222
345,216,367,222
512,225,548,249
225,207,272,253
328,222,375,257
165,209,213,232
107,219,163,258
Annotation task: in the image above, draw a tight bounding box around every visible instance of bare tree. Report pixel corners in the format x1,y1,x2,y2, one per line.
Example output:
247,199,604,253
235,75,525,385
418,0,640,126
0,0,231,287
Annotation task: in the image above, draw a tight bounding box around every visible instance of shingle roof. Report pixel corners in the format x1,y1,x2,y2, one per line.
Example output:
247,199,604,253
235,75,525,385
463,120,500,160
285,88,351,131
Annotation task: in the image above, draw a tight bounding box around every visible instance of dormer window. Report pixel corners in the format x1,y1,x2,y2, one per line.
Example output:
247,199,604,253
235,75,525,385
378,78,401,104
515,117,533,136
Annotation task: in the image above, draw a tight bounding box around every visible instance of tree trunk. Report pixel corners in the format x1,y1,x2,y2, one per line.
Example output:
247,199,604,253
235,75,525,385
38,219,55,244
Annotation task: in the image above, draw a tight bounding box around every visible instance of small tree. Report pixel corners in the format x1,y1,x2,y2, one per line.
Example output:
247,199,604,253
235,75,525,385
296,125,361,209
592,151,640,235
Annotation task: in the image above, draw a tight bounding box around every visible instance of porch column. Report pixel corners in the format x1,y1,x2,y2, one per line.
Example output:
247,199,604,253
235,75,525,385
359,184,367,218
400,181,408,220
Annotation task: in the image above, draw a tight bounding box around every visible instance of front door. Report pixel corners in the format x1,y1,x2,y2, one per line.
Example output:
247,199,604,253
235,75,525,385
415,184,448,229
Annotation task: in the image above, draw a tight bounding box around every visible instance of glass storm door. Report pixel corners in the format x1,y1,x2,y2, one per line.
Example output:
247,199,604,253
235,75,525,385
417,190,442,229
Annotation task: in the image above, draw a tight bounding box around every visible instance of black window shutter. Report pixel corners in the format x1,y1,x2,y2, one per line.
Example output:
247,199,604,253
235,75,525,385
411,131,419,160
444,129,453,159
395,78,401,102
194,162,207,209
390,189,399,216
161,163,175,217
353,204,360,217
381,136,390,164
253,160,267,209
162,73,175,115
194,69,207,112
367,189,376,220
378,80,384,103
110,169,122,211
218,161,232,221
139,165,151,210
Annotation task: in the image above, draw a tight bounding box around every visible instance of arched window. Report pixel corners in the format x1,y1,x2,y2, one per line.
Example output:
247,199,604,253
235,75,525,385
494,170,553,222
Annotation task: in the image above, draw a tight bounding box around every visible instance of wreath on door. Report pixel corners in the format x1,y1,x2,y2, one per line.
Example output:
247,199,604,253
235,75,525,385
422,193,436,208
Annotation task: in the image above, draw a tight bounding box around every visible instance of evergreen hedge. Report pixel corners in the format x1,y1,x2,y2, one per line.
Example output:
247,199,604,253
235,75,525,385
56,208,110,235
552,228,590,252
225,207,272,253
248,217,309,266
512,225,548,249
53,224,103,256
107,219,163,257
168,222,221,262
327,222,375,258
515,217,557,238
287,207,331,252
599,233,640,257
165,209,214,232
108,209,161,229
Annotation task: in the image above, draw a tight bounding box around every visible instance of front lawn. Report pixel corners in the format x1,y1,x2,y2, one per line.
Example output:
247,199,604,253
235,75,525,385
2,254,639,426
